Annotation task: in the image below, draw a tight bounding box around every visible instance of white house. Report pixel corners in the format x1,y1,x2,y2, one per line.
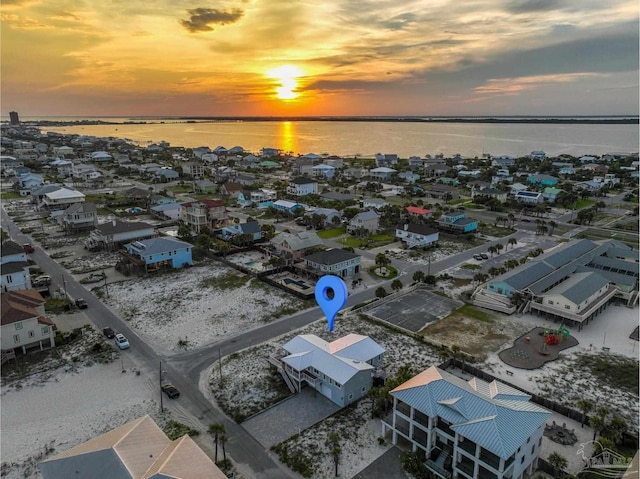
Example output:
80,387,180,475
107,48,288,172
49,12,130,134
1,242,32,292
382,366,550,479
370,167,396,181
1,290,55,357
347,210,380,234
530,150,547,160
396,223,439,249
269,334,385,407
287,177,318,196
41,187,86,210
87,220,155,251
312,163,336,179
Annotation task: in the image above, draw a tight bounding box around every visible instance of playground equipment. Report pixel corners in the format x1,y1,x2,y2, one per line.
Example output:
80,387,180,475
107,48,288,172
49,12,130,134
543,325,570,345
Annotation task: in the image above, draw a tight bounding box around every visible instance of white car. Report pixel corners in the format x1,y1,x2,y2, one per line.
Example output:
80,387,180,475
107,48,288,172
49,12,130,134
114,333,130,350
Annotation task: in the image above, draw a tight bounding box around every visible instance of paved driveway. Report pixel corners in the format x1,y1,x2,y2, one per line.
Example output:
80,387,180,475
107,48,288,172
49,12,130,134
242,387,340,448
352,447,410,479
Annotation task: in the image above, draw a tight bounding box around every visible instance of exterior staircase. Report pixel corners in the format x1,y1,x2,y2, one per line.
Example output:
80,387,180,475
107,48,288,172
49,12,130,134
268,355,297,393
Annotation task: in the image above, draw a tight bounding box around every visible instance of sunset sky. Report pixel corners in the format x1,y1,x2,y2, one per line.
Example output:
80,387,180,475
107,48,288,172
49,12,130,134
2,0,638,117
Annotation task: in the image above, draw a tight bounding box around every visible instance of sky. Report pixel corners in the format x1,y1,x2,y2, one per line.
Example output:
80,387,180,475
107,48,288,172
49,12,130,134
1,0,639,117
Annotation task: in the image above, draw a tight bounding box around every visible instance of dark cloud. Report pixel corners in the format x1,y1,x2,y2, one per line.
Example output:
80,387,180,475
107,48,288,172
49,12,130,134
180,8,243,33
504,0,566,14
381,12,417,30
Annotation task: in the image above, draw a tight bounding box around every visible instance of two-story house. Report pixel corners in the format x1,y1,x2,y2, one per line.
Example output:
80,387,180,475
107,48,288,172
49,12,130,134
220,221,262,242
1,241,32,292
406,206,433,220
287,177,318,196
369,167,396,181
60,202,97,234
514,191,544,204
396,224,439,249
471,187,508,203
302,248,361,277
87,220,155,251
375,153,399,167
180,199,228,233
270,231,323,262
123,237,193,272
436,213,478,234
269,334,385,407
1,290,55,358
41,187,86,210
347,210,380,235
312,164,336,179
182,161,204,178
381,366,550,479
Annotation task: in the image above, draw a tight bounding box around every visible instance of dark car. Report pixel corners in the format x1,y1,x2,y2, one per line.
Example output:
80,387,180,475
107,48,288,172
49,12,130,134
23,243,35,253
521,218,531,223
480,253,489,260
103,327,115,338
161,384,180,399
473,254,483,260
75,298,88,309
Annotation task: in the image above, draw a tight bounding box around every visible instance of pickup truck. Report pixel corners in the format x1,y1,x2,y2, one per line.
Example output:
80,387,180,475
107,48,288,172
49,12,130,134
32,275,52,287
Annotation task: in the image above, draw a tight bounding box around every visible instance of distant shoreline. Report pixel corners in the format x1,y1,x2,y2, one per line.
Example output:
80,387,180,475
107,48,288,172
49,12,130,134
5,116,639,127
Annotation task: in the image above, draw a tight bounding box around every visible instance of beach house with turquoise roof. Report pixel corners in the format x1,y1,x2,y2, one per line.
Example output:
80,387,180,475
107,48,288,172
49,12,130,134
382,366,550,479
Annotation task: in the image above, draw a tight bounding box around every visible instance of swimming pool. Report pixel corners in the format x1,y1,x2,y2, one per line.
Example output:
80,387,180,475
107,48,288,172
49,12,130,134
283,278,310,290
245,261,256,267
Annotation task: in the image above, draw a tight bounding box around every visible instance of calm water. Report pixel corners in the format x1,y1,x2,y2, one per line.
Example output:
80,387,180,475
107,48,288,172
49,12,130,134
41,120,638,158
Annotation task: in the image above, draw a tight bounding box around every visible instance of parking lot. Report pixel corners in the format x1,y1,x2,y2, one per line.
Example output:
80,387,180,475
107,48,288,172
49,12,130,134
364,288,463,333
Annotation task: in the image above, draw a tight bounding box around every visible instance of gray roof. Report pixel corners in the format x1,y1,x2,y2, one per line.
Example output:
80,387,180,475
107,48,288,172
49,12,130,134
31,184,64,196
321,191,358,201
391,367,549,459
291,177,317,184
96,220,154,235
1,261,29,274
575,265,637,290
271,231,323,251
304,248,360,266
543,271,610,305
500,262,555,291
588,255,639,276
605,246,638,260
1,241,24,257
353,210,379,221
402,224,439,236
64,202,96,214
240,221,261,235
540,239,596,268
150,203,181,212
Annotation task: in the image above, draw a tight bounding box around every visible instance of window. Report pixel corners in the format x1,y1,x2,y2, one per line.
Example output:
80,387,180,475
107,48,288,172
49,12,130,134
28,331,35,338
548,300,553,305
361,386,366,392
531,445,535,454
564,305,570,310
527,438,530,444
521,456,525,464
15,323,23,330
6,275,12,284
42,326,50,335
538,437,542,446
13,334,20,343
348,394,353,400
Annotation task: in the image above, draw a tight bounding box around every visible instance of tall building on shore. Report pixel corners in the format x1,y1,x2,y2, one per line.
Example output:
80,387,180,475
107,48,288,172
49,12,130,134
9,111,20,126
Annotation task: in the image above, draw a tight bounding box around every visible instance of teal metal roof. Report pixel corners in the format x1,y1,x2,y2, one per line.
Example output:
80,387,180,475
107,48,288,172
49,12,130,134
391,367,550,459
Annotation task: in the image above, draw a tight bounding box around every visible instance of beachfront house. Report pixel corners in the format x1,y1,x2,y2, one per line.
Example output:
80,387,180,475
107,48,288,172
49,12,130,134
1,290,55,358
39,415,227,479
396,224,439,249
436,212,477,234
530,150,547,160
87,220,155,251
302,248,361,277
122,237,193,272
287,177,318,196
1,241,32,292
180,199,228,233
375,153,399,167
59,202,98,234
269,334,385,407
347,210,380,235
381,366,550,479
270,231,323,261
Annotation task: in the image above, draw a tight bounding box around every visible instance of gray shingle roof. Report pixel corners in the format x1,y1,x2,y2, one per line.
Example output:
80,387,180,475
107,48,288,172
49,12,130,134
304,248,360,265
1,261,29,274
543,271,610,305
96,221,154,235
1,241,24,257
540,239,596,268
127,237,191,255
501,262,555,291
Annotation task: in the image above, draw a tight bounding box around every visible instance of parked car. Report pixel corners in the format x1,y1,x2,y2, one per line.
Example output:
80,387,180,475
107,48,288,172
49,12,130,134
75,298,88,309
521,218,531,223
114,333,130,349
161,383,180,399
23,243,35,253
473,254,483,260
33,275,52,287
480,253,489,260
85,272,106,283
103,327,115,339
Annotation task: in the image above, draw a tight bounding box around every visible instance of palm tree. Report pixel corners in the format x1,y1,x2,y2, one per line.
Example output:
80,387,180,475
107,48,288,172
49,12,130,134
375,253,389,274
590,414,607,441
413,271,425,283
488,267,500,278
577,399,594,428
495,243,504,254
220,434,228,465
508,213,516,227
547,452,568,479
208,423,225,463
328,432,341,478
548,220,557,236
508,237,517,250
487,246,497,257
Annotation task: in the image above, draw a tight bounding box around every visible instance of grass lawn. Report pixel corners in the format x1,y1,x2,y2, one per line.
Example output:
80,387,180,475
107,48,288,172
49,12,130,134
448,198,470,205
344,237,364,248
166,184,193,194
575,199,596,209
369,233,395,242
317,227,345,239
369,265,398,279
0,192,22,199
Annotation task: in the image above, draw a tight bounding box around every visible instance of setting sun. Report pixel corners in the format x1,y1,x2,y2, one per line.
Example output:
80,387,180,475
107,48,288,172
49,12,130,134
267,65,303,100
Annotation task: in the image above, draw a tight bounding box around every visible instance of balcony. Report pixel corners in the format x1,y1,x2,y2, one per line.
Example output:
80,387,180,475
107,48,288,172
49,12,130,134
456,459,475,478
425,447,452,479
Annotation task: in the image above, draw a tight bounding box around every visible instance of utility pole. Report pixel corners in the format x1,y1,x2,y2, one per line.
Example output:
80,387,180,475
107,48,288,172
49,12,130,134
428,254,432,278
103,269,109,298
159,361,164,413
218,348,223,388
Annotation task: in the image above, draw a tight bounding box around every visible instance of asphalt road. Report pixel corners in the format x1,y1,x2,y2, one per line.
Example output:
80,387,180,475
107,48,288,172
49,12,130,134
1,207,297,479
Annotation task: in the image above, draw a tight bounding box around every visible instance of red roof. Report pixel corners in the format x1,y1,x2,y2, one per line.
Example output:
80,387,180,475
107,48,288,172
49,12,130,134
1,290,46,326
406,206,433,215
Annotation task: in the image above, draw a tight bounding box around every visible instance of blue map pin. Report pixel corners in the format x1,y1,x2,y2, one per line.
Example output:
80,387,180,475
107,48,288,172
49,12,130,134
315,275,348,332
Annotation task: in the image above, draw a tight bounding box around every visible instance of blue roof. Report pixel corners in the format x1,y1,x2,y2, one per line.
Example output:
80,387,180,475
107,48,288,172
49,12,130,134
392,367,550,459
